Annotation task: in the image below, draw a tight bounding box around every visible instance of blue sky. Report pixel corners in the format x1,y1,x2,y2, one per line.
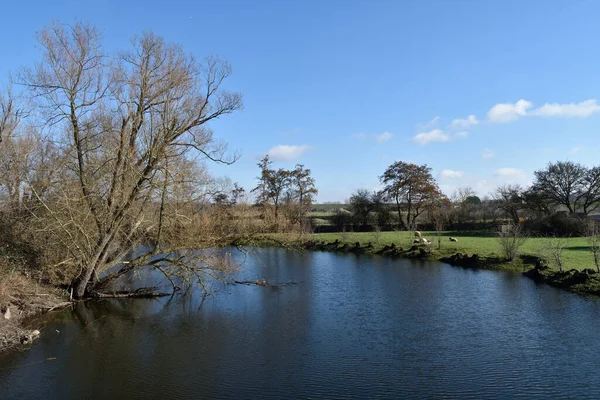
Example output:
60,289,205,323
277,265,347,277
1,0,599,202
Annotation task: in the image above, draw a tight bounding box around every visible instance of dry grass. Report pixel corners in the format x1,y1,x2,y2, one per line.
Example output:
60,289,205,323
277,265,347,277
0,259,68,351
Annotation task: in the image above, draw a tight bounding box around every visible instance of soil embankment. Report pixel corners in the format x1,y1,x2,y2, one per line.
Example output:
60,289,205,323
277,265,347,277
0,274,69,352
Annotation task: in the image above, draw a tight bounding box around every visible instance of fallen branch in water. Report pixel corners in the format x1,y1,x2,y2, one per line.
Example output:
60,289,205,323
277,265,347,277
90,288,170,298
233,280,302,287
45,302,73,312
235,280,269,286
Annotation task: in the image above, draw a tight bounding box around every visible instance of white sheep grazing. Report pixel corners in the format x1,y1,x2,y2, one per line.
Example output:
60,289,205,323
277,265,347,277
414,231,422,238
449,237,458,242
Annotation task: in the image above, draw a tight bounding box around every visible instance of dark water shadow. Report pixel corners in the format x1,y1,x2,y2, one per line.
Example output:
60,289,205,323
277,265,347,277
565,245,593,252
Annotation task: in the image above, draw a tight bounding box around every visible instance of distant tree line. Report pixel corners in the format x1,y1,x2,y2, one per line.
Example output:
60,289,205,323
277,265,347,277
334,160,600,236
252,155,317,231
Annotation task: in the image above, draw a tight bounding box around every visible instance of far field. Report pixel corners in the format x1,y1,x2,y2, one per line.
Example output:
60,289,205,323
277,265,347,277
272,230,596,272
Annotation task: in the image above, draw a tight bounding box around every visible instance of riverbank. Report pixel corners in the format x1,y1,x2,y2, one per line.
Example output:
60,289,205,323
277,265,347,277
0,272,69,352
2,229,598,353
247,231,600,297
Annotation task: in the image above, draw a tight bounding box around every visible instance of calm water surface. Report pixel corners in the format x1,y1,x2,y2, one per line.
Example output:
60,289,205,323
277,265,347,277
1,248,600,399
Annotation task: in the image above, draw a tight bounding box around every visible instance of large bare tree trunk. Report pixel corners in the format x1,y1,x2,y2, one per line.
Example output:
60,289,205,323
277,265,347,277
18,22,243,298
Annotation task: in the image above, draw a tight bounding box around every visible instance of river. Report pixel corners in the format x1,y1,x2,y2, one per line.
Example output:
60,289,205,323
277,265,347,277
1,248,599,399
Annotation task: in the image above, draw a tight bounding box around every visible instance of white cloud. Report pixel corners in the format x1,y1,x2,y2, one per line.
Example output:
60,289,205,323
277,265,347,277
413,129,451,145
376,131,393,143
352,133,367,139
455,131,469,138
427,116,440,125
531,99,600,118
418,116,440,131
450,114,478,128
267,144,311,161
487,99,533,122
439,170,533,199
481,149,495,159
494,168,524,177
487,98,600,123
440,169,464,179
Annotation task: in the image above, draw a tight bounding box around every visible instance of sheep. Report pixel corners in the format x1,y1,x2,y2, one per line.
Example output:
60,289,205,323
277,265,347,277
414,231,422,238
449,237,458,242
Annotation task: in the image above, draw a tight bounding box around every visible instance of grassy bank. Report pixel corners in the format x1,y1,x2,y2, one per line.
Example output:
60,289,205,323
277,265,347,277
247,230,600,297
257,230,596,272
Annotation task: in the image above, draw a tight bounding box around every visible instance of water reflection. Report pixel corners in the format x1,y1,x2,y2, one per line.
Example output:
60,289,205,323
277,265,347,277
1,248,600,399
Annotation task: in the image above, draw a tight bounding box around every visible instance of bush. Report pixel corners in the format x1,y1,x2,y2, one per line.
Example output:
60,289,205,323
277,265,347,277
497,223,527,261
538,236,568,272
332,209,353,232
523,213,587,236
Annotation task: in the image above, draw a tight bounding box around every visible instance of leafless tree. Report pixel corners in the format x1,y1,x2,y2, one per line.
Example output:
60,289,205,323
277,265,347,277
428,196,451,249
492,184,524,225
497,223,527,261
532,161,585,214
539,235,568,273
586,221,600,273
452,186,476,204
579,167,600,215
0,126,58,221
480,196,501,224
0,87,22,146
450,186,482,225
17,22,243,298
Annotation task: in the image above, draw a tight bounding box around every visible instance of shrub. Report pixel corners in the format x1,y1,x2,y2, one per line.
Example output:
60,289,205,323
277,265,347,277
497,223,527,261
538,236,568,272
523,212,587,236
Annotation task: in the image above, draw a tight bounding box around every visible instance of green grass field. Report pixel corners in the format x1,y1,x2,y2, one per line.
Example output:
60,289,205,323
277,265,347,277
298,231,596,272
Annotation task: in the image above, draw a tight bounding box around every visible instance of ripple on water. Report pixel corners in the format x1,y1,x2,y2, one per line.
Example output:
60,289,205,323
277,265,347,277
1,248,600,399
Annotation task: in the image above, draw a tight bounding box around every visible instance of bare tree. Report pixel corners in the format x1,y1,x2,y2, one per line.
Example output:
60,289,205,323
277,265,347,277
0,87,22,145
586,221,600,273
579,167,600,215
0,127,57,214
539,235,568,273
451,186,481,225
18,22,243,298
453,186,476,203
493,184,524,225
532,161,585,214
427,195,451,249
522,188,556,217
497,223,527,261
480,196,501,224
